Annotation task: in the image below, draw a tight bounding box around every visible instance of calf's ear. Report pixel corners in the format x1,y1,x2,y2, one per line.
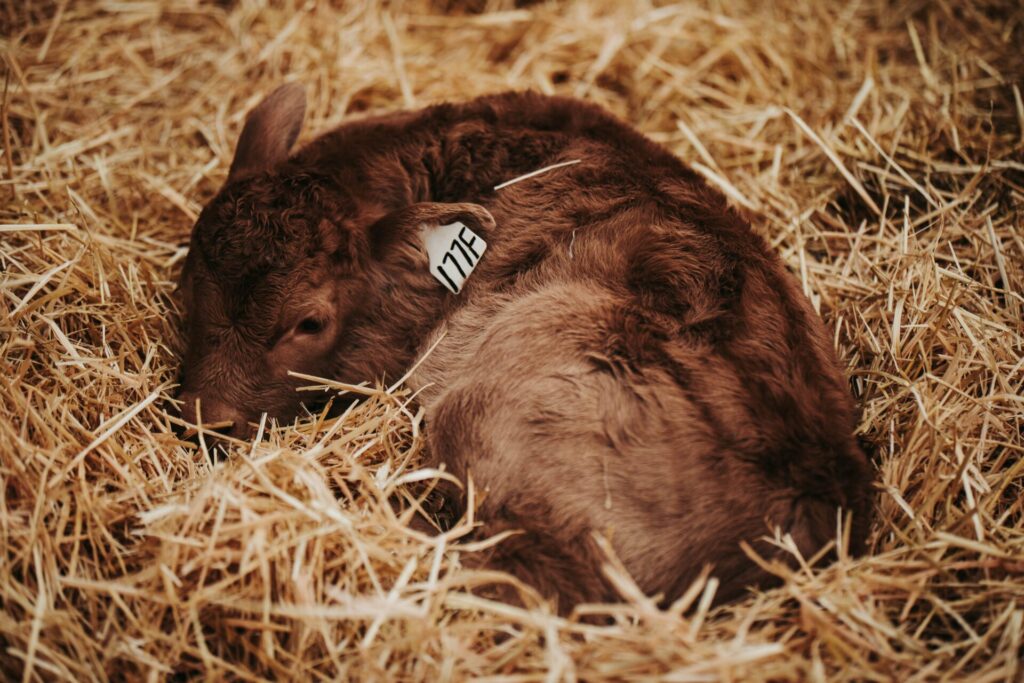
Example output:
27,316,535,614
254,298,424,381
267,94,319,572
227,82,307,182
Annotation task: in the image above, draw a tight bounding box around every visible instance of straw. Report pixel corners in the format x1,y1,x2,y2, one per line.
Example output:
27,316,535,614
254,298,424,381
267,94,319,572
1,0,1022,680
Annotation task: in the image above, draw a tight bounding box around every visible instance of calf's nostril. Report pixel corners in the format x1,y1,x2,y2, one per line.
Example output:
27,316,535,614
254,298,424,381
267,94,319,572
227,420,256,440
175,391,193,422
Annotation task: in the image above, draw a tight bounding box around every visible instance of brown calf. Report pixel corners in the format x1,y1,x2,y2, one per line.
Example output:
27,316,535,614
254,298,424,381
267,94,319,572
177,84,873,611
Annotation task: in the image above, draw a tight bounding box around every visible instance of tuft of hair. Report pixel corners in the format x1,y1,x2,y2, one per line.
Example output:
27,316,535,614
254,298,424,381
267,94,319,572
192,173,341,279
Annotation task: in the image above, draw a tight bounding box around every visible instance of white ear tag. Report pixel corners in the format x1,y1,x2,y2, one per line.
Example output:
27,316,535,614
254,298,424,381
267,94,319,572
423,221,487,294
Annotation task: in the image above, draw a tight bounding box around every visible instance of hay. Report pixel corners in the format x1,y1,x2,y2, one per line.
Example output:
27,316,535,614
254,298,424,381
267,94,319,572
1,0,1022,679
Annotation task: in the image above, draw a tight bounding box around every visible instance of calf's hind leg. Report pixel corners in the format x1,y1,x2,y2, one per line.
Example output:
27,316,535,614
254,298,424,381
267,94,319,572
418,283,865,612
457,511,617,612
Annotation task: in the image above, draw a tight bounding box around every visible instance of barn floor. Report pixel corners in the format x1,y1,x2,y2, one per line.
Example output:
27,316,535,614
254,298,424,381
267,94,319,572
1,0,1022,679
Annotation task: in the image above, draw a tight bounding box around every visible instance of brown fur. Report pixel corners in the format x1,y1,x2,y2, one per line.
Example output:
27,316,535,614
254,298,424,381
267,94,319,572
177,84,873,612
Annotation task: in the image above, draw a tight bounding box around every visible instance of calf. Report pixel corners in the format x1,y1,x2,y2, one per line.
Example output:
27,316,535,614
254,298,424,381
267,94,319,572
177,84,873,610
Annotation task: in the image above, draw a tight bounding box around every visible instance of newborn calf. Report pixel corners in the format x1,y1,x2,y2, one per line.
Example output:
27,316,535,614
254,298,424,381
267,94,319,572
177,84,873,610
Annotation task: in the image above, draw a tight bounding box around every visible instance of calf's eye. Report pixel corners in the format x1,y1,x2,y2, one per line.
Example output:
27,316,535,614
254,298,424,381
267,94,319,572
296,318,324,335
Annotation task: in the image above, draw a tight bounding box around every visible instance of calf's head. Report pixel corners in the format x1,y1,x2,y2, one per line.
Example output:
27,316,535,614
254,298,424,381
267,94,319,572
177,84,362,438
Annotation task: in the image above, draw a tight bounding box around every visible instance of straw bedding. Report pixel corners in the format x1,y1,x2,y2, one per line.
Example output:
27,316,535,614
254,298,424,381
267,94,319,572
2,0,1022,679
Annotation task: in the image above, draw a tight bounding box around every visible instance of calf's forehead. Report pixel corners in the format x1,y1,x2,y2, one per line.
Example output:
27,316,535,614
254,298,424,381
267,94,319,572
193,210,314,275
188,262,313,327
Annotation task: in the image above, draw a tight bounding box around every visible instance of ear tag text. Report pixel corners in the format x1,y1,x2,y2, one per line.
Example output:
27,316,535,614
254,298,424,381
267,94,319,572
423,221,487,294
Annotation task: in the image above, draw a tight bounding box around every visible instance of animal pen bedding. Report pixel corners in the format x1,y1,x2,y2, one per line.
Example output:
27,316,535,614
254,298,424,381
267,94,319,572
1,0,1023,680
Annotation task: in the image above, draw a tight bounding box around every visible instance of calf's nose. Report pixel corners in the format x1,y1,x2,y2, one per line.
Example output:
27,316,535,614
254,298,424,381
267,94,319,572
177,391,251,439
